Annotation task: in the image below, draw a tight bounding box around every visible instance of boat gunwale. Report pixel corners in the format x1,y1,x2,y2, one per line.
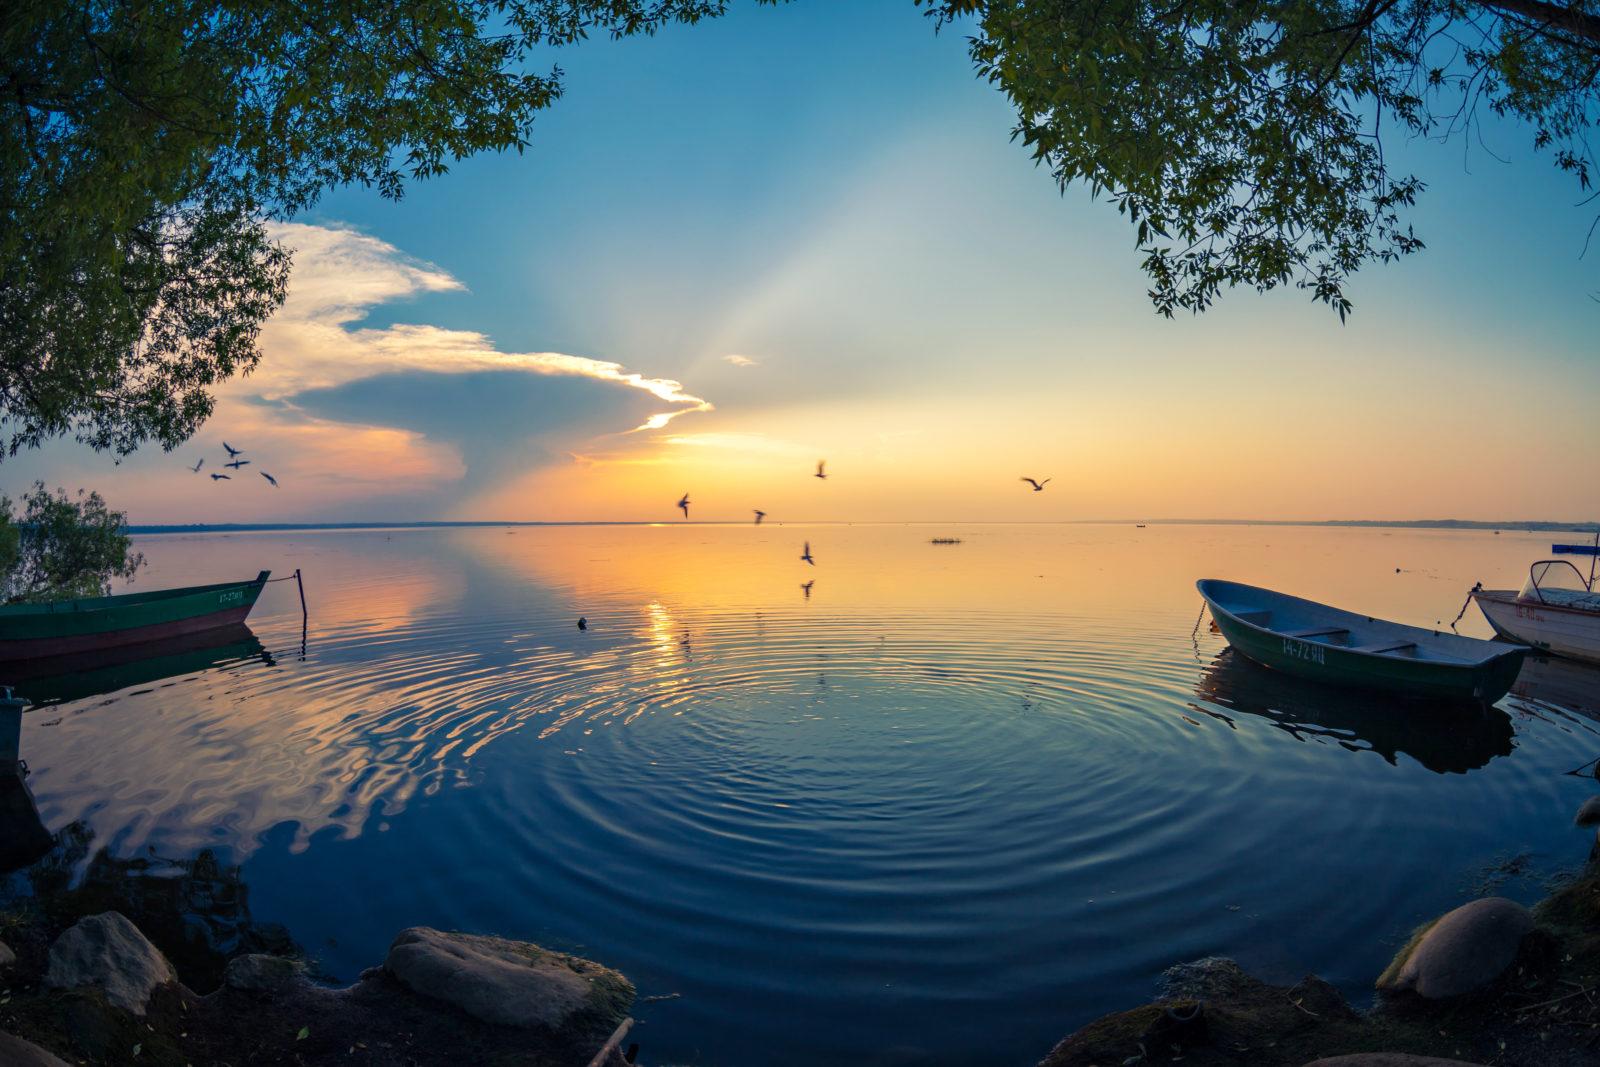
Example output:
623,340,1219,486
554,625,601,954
0,573,269,618
1198,579,1522,669
1472,587,1600,620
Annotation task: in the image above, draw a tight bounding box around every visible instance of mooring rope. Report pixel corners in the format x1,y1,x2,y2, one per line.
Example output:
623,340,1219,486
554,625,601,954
1191,600,1208,637
1447,582,1481,631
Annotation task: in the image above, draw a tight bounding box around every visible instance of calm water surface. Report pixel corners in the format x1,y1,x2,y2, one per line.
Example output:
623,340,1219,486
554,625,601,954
13,524,1600,1065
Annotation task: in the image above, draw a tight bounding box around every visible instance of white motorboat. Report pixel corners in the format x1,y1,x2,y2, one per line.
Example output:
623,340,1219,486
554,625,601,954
1472,542,1600,666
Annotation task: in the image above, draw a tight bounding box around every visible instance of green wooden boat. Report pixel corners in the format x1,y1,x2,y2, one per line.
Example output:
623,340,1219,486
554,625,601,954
1197,579,1527,704
0,572,270,664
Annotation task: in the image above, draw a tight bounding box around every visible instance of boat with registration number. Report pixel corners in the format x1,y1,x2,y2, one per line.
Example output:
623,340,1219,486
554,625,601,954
0,572,271,664
1197,579,1527,704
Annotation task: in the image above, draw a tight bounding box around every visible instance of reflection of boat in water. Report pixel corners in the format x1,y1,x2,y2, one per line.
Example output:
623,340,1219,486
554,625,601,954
0,571,270,662
1194,648,1515,775
3,624,272,707
1198,579,1526,704
1474,552,1600,666
1506,651,1600,721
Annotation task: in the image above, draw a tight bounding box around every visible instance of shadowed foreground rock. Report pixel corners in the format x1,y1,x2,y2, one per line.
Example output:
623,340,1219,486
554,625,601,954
385,926,633,1037
0,1030,71,1067
4,918,636,1065
1376,898,1532,1000
42,911,176,1015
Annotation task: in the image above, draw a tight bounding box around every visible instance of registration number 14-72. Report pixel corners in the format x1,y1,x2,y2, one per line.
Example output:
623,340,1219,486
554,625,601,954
1282,637,1325,665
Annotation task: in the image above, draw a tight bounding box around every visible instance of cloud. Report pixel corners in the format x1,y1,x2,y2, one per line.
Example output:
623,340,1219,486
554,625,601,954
163,222,720,515
255,223,713,433
722,354,759,367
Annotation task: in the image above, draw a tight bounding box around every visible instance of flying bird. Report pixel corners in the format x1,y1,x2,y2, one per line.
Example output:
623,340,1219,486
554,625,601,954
210,473,231,481
677,492,691,519
260,471,278,487
223,442,244,458
800,541,815,565
226,459,251,469
801,580,814,600
753,509,766,525
814,460,827,480
189,458,204,473
1020,477,1051,492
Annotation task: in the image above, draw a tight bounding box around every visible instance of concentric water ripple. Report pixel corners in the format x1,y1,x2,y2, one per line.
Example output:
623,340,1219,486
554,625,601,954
13,525,1600,1066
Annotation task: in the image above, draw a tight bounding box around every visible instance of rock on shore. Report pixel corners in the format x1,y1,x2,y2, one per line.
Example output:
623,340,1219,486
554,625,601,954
385,926,634,1035
1376,897,1533,1000
43,911,176,1015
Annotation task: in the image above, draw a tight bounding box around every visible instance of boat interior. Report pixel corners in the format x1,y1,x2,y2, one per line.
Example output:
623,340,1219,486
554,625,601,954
1201,579,1510,665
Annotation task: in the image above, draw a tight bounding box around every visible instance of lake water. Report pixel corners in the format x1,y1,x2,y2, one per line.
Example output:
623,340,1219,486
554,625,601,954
11,524,1600,1065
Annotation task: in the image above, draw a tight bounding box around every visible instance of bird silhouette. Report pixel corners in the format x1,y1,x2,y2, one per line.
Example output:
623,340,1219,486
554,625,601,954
801,580,814,600
223,442,244,458
814,460,827,480
800,541,815,565
753,509,766,525
189,458,204,473
226,459,251,469
210,473,231,481
1020,477,1051,492
577,617,588,631
260,471,278,487
677,492,691,519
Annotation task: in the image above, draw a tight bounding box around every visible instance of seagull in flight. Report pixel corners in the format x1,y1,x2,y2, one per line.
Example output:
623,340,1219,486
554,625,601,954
814,460,827,480
210,473,231,481
260,471,278,487
801,580,814,600
1020,477,1052,492
225,459,251,469
677,492,691,519
223,442,244,458
189,458,204,473
800,541,815,565
753,509,766,525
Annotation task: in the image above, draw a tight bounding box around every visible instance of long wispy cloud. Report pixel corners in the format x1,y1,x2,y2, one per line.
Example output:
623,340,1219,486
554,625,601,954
252,223,713,433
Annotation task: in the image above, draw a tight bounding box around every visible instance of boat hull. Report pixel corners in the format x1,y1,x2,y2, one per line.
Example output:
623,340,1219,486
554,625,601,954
0,573,269,664
1474,589,1600,666
1199,580,1526,705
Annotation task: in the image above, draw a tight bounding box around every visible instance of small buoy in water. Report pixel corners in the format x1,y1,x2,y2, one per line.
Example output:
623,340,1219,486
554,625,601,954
577,617,588,630
1395,567,1401,573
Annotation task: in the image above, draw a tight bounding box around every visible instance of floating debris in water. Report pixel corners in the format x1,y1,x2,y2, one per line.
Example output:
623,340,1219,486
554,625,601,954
929,538,963,545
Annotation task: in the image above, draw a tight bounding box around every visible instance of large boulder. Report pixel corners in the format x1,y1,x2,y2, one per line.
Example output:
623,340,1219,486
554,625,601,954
0,939,14,969
0,1032,72,1067
1376,897,1532,999
43,911,176,1015
384,927,633,1036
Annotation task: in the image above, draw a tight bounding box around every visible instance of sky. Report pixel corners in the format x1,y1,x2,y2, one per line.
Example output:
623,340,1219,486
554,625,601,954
10,1,1599,524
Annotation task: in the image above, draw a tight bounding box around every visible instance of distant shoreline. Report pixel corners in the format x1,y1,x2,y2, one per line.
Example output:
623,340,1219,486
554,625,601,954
126,518,1600,535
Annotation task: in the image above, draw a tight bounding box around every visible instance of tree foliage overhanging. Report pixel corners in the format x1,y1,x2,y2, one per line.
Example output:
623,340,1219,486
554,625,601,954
920,0,1600,318
3,1,1597,465
1,0,764,460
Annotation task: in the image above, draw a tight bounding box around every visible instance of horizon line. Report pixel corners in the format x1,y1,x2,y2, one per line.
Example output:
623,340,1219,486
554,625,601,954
125,518,1600,535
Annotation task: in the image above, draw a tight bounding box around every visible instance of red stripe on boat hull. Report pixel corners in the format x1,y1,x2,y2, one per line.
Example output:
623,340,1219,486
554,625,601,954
0,604,258,664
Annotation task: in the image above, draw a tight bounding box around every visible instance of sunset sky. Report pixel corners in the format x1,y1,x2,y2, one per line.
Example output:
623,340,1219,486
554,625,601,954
11,2,1598,524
